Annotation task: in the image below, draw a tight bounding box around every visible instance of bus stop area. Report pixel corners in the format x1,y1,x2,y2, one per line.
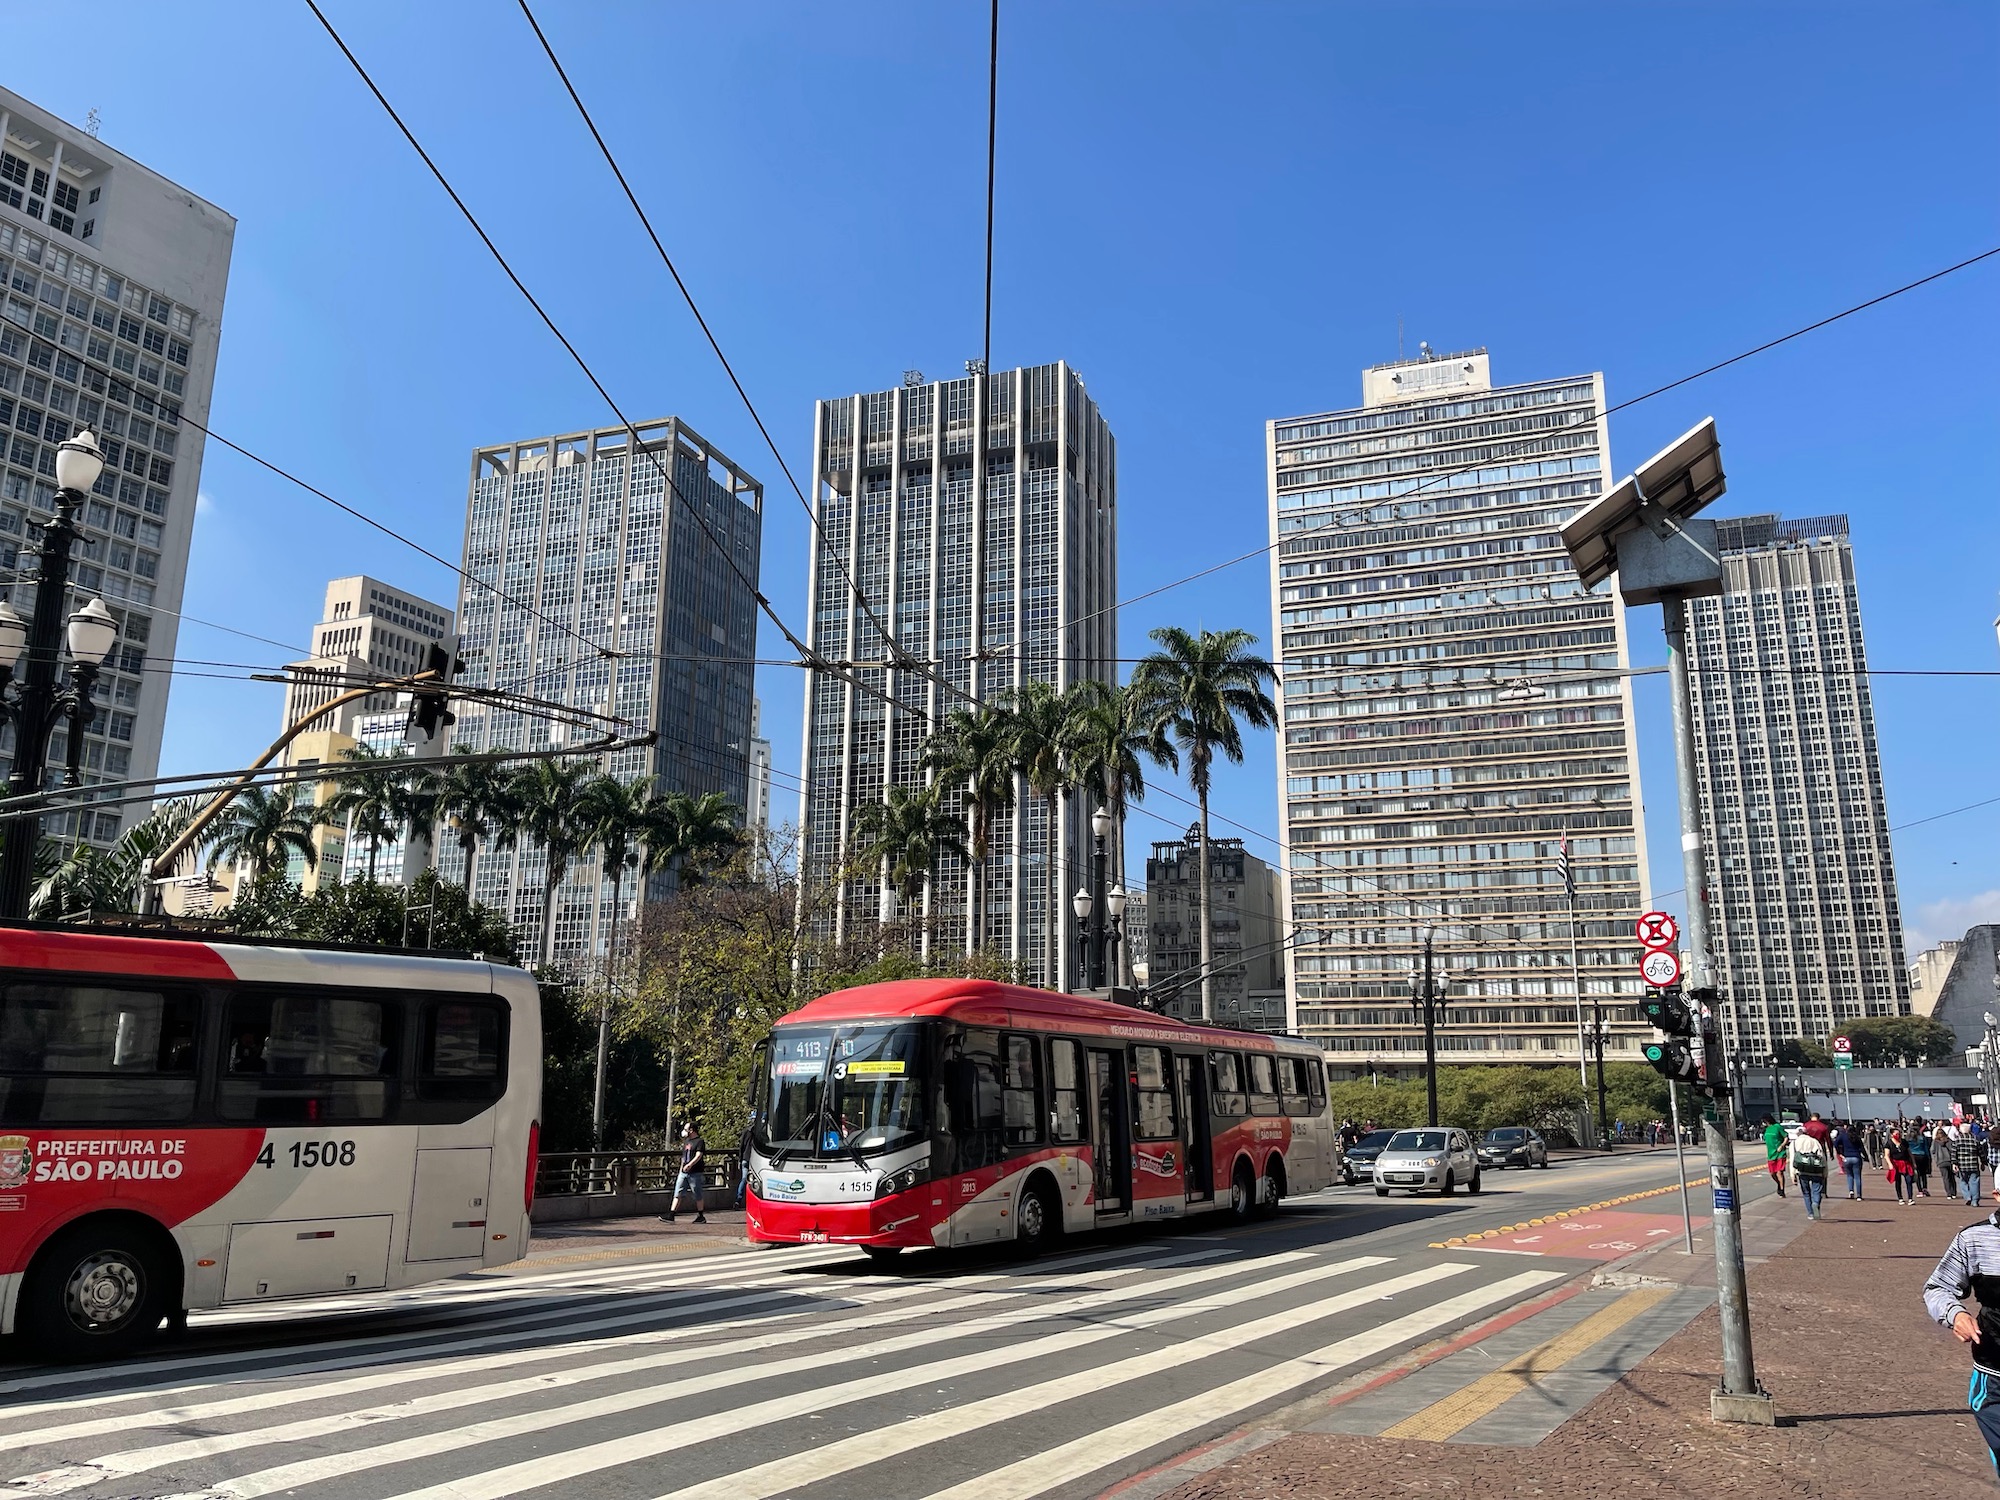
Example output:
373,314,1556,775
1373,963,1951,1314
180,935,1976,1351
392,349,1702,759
527,1206,750,1264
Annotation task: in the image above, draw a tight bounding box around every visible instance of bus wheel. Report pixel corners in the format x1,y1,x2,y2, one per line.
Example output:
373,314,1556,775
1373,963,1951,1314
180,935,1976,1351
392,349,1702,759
19,1221,171,1362
1015,1180,1061,1258
1256,1159,1286,1219
862,1245,904,1265
1229,1163,1257,1224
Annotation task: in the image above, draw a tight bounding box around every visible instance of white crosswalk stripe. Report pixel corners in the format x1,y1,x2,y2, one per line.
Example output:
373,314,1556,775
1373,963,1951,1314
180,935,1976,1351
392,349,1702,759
0,1239,1575,1500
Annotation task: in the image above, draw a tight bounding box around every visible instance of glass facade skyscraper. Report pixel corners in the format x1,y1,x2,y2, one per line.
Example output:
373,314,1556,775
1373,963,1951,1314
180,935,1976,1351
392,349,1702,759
802,364,1116,988
450,418,762,965
1268,351,1652,1072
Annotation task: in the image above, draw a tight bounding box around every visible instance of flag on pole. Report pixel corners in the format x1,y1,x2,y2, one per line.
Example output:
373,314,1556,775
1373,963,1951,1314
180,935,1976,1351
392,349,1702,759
1557,836,1575,901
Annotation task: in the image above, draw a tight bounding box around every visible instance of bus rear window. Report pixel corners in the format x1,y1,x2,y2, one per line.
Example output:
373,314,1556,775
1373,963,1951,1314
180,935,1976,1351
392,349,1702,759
220,992,397,1123
0,983,196,1124
420,1001,505,1101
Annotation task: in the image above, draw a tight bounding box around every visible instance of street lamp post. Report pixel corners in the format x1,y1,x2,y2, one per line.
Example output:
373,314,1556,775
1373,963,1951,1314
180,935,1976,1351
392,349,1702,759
1073,805,1125,992
1413,927,1447,1127
0,430,118,920
1592,999,1611,1150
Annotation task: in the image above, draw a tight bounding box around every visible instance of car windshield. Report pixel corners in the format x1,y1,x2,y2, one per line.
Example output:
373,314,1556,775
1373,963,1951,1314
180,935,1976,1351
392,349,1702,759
754,1022,930,1159
1388,1130,1449,1152
1356,1130,1396,1148
1486,1129,1525,1142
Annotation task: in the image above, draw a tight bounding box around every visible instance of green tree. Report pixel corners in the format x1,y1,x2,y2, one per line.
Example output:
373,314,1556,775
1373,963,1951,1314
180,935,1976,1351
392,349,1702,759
920,705,1017,956
579,773,653,1148
30,799,202,920
510,758,596,968
1130,626,1278,1021
1065,680,1175,983
433,749,520,895
205,785,322,882
1837,1014,1960,1067
643,789,741,890
321,747,409,883
993,679,1091,989
850,783,969,955
1777,1038,1832,1069
223,867,517,958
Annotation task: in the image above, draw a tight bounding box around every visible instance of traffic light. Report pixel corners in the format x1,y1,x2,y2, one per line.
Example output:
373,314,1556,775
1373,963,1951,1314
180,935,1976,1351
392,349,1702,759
1641,985,1695,1036
1643,1037,1706,1085
405,641,459,744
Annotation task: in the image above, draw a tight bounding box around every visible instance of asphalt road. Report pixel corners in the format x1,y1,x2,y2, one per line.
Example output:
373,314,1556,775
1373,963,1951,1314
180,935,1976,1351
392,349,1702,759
0,1148,1745,1500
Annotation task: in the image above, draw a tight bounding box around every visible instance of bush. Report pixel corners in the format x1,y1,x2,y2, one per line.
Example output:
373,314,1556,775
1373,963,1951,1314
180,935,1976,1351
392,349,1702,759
1327,1063,1672,1145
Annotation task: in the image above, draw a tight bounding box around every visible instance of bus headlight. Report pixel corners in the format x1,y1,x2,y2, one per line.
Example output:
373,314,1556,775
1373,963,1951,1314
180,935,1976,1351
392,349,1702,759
874,1164,927,1199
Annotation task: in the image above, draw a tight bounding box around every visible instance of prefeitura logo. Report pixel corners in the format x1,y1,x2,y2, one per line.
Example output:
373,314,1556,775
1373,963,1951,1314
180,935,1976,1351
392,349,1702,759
0,1135,31,1190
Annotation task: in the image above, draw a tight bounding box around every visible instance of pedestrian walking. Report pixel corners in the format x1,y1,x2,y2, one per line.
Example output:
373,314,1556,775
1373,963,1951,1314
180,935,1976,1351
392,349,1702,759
1923,1208,2000,1478
1791,1119,1830,1220
1835,1121,1866,1200
1951,1125,1988,1209
1913,1125,1935,1197
1887,1126,1916,1205
1866,1121,1884,1168
660,1121,709,1225
1761,1115,1789,1198
1941,1123,1961,1200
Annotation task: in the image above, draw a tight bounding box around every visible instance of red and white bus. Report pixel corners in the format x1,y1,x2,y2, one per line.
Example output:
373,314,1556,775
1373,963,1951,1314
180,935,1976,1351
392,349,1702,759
0,926,541,1359
745,979,1336,1257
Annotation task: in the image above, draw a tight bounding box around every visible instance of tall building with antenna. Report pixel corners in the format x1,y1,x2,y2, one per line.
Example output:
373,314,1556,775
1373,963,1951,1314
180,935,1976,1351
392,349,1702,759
1267,349,1652,1073
0,87,234,845
1686,512,1909,1049
448,418,762,966
800,364,1117,988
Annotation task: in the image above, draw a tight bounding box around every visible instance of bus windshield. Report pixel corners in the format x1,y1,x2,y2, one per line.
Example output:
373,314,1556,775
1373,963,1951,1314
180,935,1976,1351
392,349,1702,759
755,1022,929,1160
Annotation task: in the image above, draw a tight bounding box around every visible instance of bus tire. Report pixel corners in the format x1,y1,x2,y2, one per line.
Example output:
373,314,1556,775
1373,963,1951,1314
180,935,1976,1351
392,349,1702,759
1257,1157,1287,1219
1229,1162,1257,1224
1015,1176,1062,1258
18,1217,176,1363
862,1245,904,1265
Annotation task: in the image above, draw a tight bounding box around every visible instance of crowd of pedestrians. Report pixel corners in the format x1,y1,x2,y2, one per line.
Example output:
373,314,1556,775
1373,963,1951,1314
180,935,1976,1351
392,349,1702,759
1764,1112,2000,1220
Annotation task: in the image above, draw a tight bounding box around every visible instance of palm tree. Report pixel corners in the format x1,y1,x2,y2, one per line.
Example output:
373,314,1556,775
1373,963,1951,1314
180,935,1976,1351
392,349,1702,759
434,748,518,894
32,798,203,920
579,773,652,1149
321,748,410,883
1066,680,1176,985
206,785,322,883
644,789,741,891
850,784,969,957
392,763,447,875
510,757,597,968
994,679,1092,988
1131,626,1278,1022
921,705,1017,957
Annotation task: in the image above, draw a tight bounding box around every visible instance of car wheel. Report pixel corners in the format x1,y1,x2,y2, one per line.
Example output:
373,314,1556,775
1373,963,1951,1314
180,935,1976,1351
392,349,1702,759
1229,1163,1257,1224
19,1221,171,1362
1440,1172,1456,1197
1468,1170,1482,1195
1342,1166,1355,1186
1374,1186,1389,1197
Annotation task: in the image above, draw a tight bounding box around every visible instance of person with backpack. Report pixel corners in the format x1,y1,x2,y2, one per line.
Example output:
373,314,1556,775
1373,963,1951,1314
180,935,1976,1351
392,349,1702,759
1761,1116,1789,1198
1887,1126,1917,1205
1939,1123,1961,1200
1791,1115,1830,1220
1923,1208,2000,1478
1912,1124,1934,1197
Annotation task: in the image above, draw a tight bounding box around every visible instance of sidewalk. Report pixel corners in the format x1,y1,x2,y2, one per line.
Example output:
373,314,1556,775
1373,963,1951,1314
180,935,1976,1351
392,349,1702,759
526,1207,750,1263
1158,1183,2000,1499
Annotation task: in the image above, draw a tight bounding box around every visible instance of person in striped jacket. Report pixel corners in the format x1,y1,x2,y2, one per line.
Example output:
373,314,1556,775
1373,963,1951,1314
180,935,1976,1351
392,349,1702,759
1925,1211,2000,1479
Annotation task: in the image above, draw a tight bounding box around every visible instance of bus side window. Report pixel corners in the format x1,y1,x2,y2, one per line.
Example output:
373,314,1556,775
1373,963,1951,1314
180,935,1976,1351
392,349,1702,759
1048,1038,1083,1143
0,982,197,1124
1208,1051,1246,1118
220,990,399,1123
943,1028,1006,1170
1277,1057,1311,1117
1308,1056,1328,1111
419,1001,506,1102
1247,1053,1281,1117
1131,1046,1178,1141
1001,1033,1041,1147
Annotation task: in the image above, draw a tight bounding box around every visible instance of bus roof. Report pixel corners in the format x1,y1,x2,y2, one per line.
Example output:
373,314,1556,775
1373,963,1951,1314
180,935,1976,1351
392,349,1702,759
777,978,1302,1050
0,923,534,991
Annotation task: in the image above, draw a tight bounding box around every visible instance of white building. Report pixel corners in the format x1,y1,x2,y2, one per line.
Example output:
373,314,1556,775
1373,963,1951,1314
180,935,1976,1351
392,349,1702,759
747,697,772,838
1267,349,1651,1073
800,364,1117,987
1687,512,1909,1048
0,87,233,844
449,419,762,966
282,575,455,739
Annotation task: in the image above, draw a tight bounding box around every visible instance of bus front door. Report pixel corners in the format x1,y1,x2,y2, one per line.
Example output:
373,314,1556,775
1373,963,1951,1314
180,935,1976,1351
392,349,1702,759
1088,1048,1131,1216
1176,1054,1213,1204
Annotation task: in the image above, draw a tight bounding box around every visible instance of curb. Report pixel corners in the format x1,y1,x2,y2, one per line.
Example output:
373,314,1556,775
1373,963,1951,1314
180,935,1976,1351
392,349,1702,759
1426,1177,1706,1249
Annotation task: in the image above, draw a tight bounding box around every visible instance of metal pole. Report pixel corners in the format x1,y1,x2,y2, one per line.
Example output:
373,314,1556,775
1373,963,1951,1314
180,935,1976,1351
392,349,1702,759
1667,1083,1695,1252
1594,999,1610,1150
1420,929,1439,1128
1567,866,1594,1146
0,486,85,919
1087,823,1107,990
1667,595,1767,1418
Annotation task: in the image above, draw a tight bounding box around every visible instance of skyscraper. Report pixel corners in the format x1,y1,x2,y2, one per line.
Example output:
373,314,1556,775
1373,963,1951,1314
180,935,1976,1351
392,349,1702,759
746,697,772,839
450,418,762,964
1144,825,1281,1027
0,88,233,843
1686,512,1908,1049
281,575,455,738
1268,349,1651,1073
801,364,1116,986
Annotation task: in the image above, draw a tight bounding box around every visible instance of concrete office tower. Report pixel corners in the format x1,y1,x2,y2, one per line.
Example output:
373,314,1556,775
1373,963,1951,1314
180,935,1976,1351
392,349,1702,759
450,419,762,966
1687,513,1909,1049
0,88,232,843
282,576,455,738
1268,350,1651,1074
746,697,772,838
802,364,1116,987
1144,826,1280,1027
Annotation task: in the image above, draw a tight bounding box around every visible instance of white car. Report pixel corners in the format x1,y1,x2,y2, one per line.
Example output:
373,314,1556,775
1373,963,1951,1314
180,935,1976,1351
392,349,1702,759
1372,1127,1481,1197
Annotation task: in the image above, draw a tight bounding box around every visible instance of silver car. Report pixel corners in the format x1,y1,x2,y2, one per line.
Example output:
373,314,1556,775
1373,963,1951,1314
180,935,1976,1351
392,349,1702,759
1372,1127,1481,1197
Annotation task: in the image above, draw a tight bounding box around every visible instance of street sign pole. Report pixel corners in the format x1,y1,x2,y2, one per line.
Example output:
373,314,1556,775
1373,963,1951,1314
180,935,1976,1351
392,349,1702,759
1667,1082,1695,1253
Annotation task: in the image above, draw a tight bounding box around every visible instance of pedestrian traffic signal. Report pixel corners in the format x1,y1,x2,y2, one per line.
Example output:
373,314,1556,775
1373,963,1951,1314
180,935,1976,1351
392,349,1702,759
1643,1037,1706,1085
1641,985,1695,1036
405,641,459,744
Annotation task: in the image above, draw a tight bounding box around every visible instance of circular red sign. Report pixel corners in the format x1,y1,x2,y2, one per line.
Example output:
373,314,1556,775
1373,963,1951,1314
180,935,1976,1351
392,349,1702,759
1636,912,1679,950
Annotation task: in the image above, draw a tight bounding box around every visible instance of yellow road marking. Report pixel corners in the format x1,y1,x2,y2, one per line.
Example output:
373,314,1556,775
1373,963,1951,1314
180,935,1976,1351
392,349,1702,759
1427,1178,1705,1248
1378,1286,1674,1441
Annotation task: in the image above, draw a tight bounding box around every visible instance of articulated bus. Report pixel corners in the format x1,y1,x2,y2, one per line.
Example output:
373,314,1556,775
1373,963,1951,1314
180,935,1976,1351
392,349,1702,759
745,979,1337,1257
0,926,540,1359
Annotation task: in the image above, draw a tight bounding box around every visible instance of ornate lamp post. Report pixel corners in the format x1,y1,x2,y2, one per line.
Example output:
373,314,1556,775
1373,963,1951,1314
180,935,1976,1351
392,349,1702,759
1073,805,1126,991
0,430,118,919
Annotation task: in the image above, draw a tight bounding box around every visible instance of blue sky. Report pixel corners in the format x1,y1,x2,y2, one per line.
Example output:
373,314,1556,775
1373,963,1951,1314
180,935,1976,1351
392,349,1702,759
7,2,1995,951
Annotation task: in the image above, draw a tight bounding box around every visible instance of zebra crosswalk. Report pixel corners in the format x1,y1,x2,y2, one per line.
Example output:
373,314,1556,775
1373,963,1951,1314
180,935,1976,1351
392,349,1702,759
0,1237,1563,1500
